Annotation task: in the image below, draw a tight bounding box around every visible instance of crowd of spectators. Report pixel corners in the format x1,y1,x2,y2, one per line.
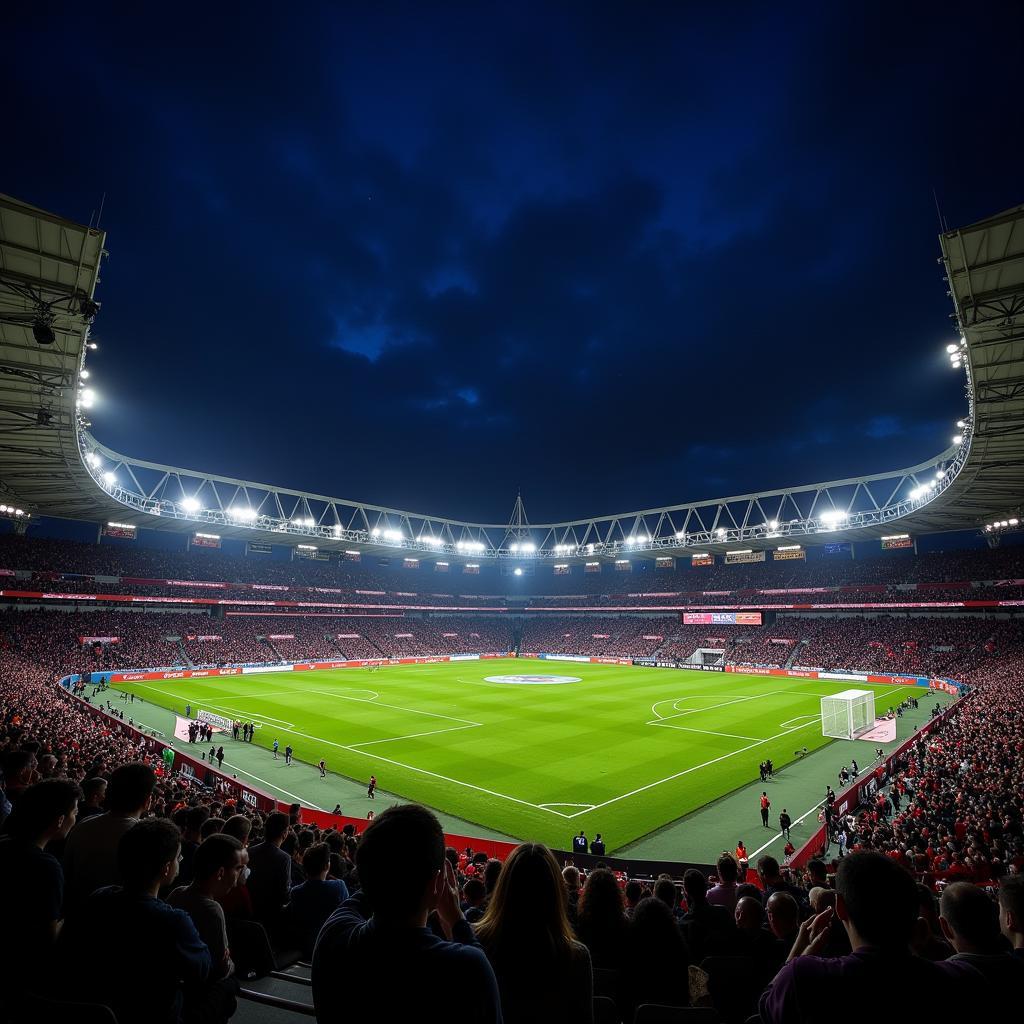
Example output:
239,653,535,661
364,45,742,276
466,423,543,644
2,600,1024,1021
5,532,1024,611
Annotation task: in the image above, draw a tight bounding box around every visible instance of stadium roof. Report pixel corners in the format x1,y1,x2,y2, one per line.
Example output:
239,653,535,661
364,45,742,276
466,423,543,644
1,194,1022,561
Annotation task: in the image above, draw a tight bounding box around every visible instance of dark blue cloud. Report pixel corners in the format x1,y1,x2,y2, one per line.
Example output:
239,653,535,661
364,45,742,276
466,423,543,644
4,1,1022,522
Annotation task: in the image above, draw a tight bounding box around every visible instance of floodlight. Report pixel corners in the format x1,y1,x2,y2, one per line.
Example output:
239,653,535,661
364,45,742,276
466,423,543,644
521,542,535,553
675,531,685,539
820,509,847,524
102,471,116,485
514,567,523,576
1010,518,1020,526
985,524,993,531
79,388,96,409
88,342,97,350
181,496,201,513
957,419,966,428
230,506,256,520
14,509,24,517
371,527,381,537
952,435,962,444
768,520,779,530
510,542,519,552
716,528,726,537
79,369,90,380
946,343,959,353
86,452,100,467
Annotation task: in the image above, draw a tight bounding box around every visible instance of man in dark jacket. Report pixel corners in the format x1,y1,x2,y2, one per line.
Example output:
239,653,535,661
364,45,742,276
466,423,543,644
59,818,211,1024
312,804,500,1024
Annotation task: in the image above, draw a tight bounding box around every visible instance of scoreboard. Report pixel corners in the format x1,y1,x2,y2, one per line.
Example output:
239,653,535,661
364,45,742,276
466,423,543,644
683,611,763,625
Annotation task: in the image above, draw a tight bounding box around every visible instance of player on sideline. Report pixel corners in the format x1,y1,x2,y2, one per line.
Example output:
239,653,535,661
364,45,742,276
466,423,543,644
318,759,327,779
273,739,279,759
367,774,377,799
285,744,294,766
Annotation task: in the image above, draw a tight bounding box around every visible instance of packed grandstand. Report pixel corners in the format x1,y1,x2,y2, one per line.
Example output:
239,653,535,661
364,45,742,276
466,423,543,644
2,529,1024,1022
3,192,1024,1024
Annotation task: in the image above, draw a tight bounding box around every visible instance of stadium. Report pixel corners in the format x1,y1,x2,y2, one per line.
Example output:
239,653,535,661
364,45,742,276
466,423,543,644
3,12,1024,1019
2,190,1023,1019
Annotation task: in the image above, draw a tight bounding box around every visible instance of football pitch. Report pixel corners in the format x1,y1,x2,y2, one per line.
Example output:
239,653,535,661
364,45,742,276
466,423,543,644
114,659,910,852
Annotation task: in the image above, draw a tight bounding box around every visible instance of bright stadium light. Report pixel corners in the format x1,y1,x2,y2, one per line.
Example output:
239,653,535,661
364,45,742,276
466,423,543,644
513,567,523,576
768,520,779,530
181,496,201,513
716,528,727,538
778,544,802,551
86,451,100,467
521,542,536,553
952,435,963,445
297,544,317,550
102,471,116,486
820,509,847,527
371,527,381,537
509,542,519,552
675,531,685,539
79,369,90,380
79,388,96,409
946,343,959,353
230,506,256,520
957,419,966,429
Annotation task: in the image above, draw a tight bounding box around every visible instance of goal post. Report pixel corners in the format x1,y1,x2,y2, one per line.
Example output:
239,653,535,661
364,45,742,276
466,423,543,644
821,689,876,740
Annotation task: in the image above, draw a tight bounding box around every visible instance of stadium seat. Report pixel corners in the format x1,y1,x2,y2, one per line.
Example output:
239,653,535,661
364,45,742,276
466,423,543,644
21,994,119,1024
594,994,622,1024
238,986,317,1018
700,957,768,1023
594,967,620,997
634,1006,719,1024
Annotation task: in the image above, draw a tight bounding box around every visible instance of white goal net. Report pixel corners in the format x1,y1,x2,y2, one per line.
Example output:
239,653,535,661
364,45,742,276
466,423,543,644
821,689,876,741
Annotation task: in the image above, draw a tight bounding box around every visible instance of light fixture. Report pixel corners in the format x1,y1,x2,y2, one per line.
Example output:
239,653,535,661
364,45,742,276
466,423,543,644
952,435,962,445
102,471,116,486
79,369,90,380
513,567,523,576
32,315,56,345
181,496,201,513
946,343,959,353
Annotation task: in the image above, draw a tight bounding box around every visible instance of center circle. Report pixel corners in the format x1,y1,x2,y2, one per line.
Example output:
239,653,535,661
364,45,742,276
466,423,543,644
484,674,582,685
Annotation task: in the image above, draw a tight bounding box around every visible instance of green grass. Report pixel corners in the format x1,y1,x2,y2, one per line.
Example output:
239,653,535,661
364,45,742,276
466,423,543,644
114,659,908,853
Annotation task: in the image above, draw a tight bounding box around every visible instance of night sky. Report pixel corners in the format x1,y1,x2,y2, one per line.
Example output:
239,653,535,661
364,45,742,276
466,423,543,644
6,3,1023,525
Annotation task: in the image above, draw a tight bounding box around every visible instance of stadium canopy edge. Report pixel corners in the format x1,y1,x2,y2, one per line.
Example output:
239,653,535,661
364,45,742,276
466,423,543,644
2,196,1022,562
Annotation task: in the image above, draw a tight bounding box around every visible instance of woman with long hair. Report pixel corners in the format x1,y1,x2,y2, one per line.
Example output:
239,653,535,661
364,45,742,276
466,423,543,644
475,843,592,1024
576,867,629,970
620,896,690,1015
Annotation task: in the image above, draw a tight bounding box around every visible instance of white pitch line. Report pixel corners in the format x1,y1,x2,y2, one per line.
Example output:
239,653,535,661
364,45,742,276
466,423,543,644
349,723,481,748
218,759,328,811
129,677,827,822
648,723,763,742
748,799,827,859
557,719,823,819
303,688,482,727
